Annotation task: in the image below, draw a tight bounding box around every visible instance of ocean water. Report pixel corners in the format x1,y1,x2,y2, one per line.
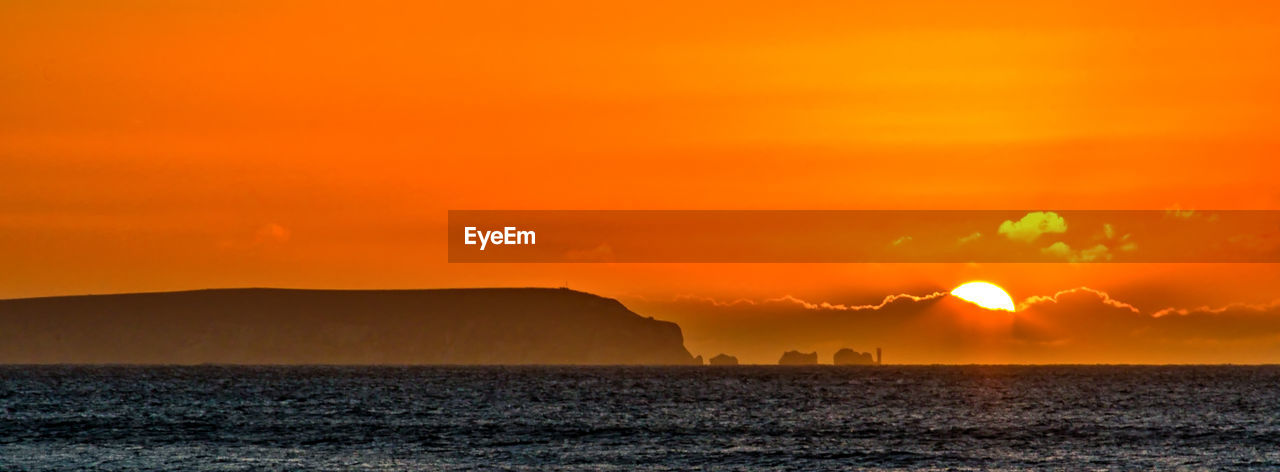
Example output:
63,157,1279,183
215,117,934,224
1,366,1278,471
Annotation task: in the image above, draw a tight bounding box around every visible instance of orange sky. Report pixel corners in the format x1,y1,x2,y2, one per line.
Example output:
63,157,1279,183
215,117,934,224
4,1,1280,362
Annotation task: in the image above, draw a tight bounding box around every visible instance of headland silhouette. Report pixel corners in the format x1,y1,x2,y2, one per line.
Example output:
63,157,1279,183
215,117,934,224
0,288,697,365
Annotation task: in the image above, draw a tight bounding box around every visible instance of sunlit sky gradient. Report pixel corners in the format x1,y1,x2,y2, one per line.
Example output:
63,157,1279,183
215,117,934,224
4,1,1280,362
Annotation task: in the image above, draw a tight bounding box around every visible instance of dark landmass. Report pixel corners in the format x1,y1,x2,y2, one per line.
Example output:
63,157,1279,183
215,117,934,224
778,350,818,365
833,348,875,365
708,353,739,366
0,288,697,365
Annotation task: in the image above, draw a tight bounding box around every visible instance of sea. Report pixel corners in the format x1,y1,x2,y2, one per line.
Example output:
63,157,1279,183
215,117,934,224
1,365,1277,471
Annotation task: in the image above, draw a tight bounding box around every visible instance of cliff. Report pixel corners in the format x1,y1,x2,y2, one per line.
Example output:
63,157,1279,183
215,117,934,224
0,288,697,365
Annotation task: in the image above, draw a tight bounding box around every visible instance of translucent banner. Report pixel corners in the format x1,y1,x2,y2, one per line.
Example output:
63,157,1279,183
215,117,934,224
447,210,1280,263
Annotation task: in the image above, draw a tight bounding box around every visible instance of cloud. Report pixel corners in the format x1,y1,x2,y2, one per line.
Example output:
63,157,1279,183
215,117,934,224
1041,241,1072,259
1138,300,1280,348
998,211,1067,243
1077,244,1111,262
1152,299,1280,318
638,291,955,364
1225,233,1280,254
767,292,947,311
1040,242,1112,262
635,287,1280,364
891,235,913,246
673,291,947,312
1098,223,1137,252
670,294,766,308
1015,289,1280,361
1020,286,1140,313
957,231,982,244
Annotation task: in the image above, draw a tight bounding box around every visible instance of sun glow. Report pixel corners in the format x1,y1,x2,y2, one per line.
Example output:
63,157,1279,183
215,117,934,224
951,282,1016,312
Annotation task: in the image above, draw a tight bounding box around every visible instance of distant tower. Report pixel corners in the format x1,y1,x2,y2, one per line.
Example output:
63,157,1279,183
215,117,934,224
876,347,882,365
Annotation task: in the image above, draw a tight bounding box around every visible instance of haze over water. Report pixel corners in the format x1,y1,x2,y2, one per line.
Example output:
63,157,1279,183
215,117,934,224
3,365,1277,470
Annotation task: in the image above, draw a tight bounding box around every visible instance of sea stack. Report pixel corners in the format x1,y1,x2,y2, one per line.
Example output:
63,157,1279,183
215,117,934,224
778,350,818,365
708,353,739,366
833,348,875,365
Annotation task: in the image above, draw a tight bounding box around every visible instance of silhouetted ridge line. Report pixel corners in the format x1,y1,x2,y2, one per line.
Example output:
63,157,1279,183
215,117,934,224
0,288,696,365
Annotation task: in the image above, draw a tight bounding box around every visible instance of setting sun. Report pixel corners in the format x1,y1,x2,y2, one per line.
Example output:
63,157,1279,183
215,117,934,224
950,282,1016,312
